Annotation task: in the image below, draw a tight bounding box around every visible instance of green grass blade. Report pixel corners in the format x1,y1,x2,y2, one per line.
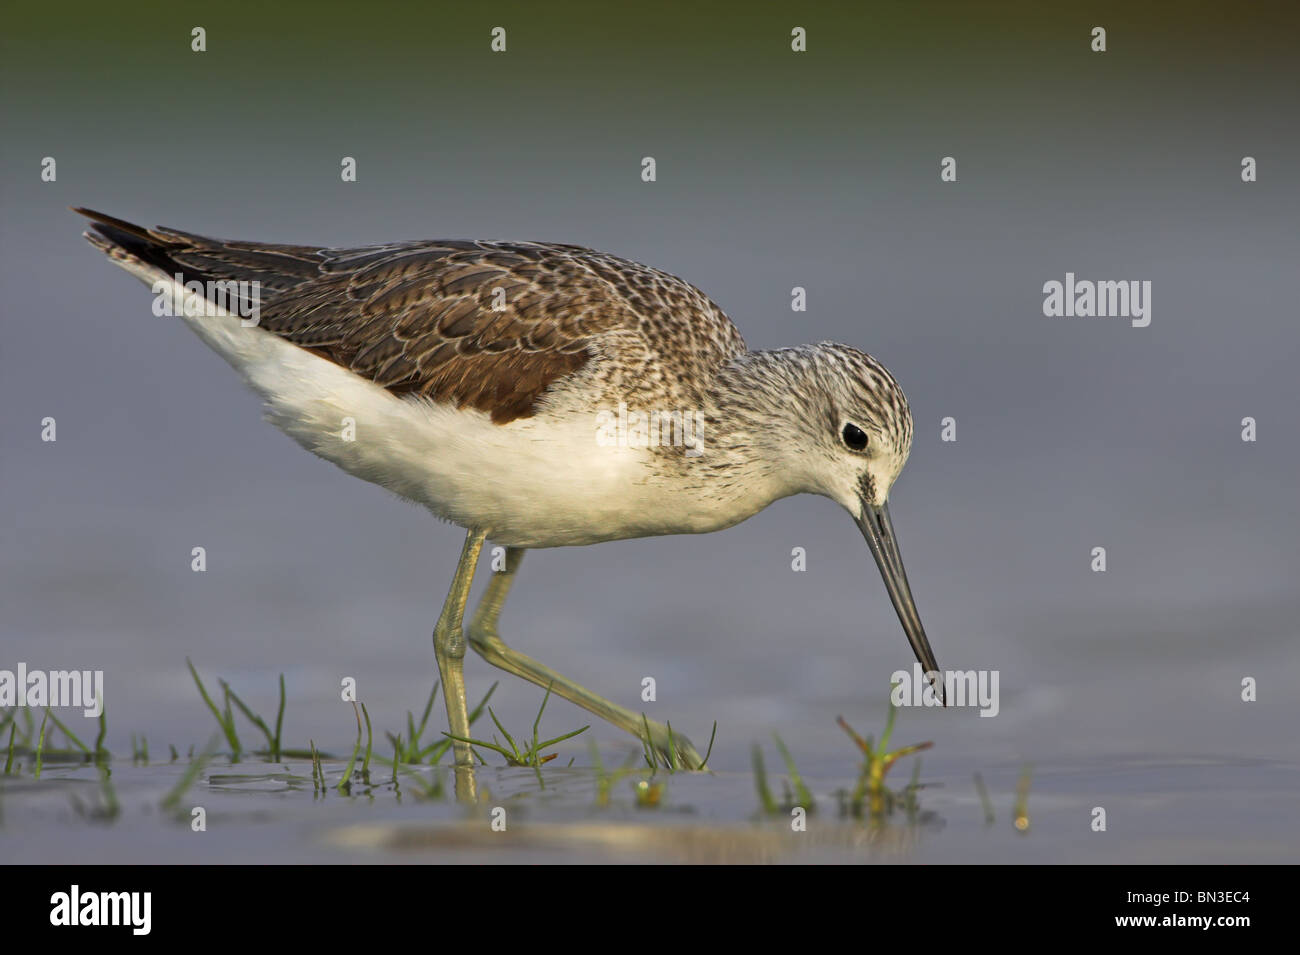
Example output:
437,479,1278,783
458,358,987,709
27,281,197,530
531,683,555,756
336,702,364,792
309,739,322,793
441,732,512,763
3,724,15,774
360,702,373,777
751,744,776,814
701,721,718,768
273,673,286,761
186,658,241,756
487,706,519,758
639,713,657,770
98,758,119,820
773,733,812,809
221,680,275,754
43,708,90,754
424,681,496,764
94,710,107,761
534,724,589,751
878,694,899,754
34,710,49,779
415,682,439,741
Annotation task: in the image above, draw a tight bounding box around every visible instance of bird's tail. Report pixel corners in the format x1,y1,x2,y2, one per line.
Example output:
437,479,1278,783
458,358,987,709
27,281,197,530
74,207,324,303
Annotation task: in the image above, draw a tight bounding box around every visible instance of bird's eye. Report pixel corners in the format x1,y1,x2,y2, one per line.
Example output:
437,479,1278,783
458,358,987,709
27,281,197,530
841,423,868,451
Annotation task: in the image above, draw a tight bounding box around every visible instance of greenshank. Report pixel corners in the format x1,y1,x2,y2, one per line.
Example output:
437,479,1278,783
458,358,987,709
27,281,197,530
77,207,942,780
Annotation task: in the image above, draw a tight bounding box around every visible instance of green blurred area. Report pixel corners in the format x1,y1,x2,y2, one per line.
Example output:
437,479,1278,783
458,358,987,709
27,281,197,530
4,0,1295,123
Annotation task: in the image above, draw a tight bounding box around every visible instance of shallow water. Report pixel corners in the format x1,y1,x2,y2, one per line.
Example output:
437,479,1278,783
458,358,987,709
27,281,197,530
3,734,1296,864
3,495,1299,863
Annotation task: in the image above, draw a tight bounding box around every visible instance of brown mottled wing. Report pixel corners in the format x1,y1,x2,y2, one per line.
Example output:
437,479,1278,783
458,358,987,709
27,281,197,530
76,209,747,423
262,241,637,422
262,242,747,421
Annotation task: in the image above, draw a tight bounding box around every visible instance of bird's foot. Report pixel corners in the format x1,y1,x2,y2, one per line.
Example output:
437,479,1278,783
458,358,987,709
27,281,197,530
641,718,707,771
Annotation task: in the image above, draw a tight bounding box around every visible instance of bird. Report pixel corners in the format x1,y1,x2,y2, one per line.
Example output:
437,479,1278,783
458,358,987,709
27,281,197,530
76,207,942,783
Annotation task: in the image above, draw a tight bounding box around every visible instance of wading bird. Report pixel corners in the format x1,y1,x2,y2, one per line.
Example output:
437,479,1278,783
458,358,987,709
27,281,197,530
77,208,942,781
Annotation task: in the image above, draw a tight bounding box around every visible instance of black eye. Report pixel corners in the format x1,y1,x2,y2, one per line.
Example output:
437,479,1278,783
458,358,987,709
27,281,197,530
841,423,868,451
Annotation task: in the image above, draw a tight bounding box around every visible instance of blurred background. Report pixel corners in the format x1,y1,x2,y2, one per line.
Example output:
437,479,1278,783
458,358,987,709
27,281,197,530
2,1,1297,859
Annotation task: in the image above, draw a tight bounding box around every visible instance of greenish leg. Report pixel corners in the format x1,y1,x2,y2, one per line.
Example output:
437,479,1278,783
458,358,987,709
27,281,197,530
433,528,487,799
467,547,706,770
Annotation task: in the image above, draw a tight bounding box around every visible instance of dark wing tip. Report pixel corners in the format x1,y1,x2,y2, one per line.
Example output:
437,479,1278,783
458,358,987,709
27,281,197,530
73,207,188,279
72,207,153,237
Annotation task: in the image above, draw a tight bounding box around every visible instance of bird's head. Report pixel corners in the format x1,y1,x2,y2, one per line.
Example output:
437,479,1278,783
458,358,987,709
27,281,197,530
776,343,942,691
792,342,914,513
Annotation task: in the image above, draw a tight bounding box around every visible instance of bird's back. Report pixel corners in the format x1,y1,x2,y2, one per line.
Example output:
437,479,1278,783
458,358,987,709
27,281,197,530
78,209,747,422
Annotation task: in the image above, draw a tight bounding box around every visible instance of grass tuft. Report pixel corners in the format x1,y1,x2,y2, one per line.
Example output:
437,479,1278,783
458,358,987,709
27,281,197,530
837,702,932,820
444,684,588,772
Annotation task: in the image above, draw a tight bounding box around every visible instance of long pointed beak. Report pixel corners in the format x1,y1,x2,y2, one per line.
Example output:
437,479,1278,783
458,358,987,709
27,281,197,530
856,500,945,703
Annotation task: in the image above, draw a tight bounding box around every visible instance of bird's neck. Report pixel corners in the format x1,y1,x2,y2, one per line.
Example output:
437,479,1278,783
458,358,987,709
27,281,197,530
699,347,829,503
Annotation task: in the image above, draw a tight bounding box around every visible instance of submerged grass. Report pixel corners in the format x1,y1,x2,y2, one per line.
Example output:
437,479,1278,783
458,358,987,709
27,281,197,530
33,711,48,779
69,757,120,823
160,736,219,815
590,741,639,808
973,771,996,826
752,732,813,815
1013,764,1033,832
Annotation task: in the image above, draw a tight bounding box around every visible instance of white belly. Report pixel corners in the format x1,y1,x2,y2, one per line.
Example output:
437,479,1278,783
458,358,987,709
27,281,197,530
134,269,754,547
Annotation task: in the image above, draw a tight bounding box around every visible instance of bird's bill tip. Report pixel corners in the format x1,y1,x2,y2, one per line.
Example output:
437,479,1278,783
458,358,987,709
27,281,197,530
856,499,945,704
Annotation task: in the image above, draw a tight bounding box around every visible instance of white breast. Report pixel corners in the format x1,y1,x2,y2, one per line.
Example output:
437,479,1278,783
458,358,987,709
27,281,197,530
128,268,761,548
